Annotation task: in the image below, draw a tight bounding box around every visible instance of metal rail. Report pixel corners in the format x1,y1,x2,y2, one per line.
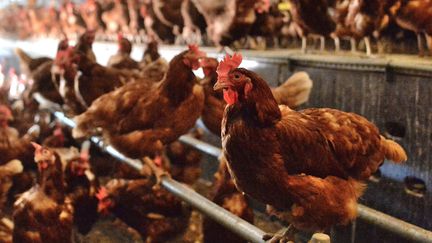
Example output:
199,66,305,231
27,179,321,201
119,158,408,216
7,37,432,77
53,111,266,243
178,134,432,243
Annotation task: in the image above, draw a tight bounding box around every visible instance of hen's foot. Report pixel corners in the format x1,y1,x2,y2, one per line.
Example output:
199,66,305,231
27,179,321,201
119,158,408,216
263,225,297,243
142,156,170,189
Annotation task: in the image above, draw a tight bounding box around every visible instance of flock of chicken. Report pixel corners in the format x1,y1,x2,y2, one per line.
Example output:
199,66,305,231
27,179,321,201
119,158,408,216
0,28,407,243
1,0,432,55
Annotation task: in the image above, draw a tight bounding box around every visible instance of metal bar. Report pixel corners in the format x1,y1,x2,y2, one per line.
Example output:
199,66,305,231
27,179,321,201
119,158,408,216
358,205,432,243
179,135,222,158
52,111,266,243
178,131,432,243
162,178,266,243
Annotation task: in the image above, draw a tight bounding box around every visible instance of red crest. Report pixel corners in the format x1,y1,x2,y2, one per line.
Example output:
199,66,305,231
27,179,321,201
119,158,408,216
188,44,206,58
96,187,109,200
216,53,243,81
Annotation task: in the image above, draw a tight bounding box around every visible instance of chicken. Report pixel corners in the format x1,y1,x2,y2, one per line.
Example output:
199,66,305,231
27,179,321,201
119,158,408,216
329,0,353,52
52,45,87,115
79,0,106,34
61,45,127,108
22,39,69,106
0,160,23,214
42,5,61,38
102,0,130,36
72,45,206,159
64,141,98,234
0,105,35,167
14,48,51,79
343,0,391,55
193,0,257,47
248,2,285,49
180,0,207,44
127,0,145,35
289,0,336,52
166,129,203,184
13,143,73,243
203,156,253,243
74,30,97,63
107,33,140,70
141,2,176,43
97,178,190,243
152,0,185,43
140,41,169,83
59,2,86,38
141,40,162,65
27,7,49,38
213,53,407,240
199,57,313,136
389,0,432,56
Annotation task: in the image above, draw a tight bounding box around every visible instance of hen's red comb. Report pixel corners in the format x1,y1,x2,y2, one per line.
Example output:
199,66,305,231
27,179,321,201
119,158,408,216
117,32,123,42
31,142,42,151
188,44,206,57
216,53,243,80
96,187,109,200
53,126,63,137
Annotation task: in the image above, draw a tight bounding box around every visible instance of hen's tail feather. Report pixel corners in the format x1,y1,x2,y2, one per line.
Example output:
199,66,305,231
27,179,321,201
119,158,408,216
14,48,32,66
271,72,313,108
381,136,407,163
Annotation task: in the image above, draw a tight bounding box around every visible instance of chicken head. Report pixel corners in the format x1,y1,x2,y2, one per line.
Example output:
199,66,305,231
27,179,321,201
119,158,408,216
213,53,251,105
0,105,13,127
199,57,218,77
96,187,113,214
183,44,206,70
31,142,56,171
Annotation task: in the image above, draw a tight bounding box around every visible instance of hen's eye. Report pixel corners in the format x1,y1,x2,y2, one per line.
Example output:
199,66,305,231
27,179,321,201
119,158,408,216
233,74,241,79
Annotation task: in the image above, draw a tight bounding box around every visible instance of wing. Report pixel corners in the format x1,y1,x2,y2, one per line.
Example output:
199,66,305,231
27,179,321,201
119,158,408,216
277,107,383,180
74,80,157,137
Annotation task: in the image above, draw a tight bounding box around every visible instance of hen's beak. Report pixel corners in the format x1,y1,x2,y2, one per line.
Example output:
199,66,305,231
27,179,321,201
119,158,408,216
213,79,231,91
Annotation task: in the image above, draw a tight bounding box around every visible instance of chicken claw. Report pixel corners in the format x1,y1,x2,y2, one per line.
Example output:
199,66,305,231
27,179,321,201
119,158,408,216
263,225,297,243
142,156,170,188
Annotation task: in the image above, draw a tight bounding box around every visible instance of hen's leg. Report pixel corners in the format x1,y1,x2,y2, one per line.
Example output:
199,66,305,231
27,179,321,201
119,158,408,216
320,36,325,52
333,35,340,52
301,36,307,53
350,38,357,53
425,33,432,56
364,36,372,56
263,224,298,243
417,32,425,57
143,156,170,188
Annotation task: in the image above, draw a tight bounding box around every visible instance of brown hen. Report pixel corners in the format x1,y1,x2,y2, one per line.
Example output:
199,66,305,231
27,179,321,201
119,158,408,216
72,45,206,159
13,143,73,243
97,178,190,243
214,53,407,240
390,0,432,56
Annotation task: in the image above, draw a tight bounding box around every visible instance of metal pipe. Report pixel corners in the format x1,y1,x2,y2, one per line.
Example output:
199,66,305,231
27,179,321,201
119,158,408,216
358,205,432,243
178,130,432,243
53,111,266,243
162,178,266,243
179,135,222,158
